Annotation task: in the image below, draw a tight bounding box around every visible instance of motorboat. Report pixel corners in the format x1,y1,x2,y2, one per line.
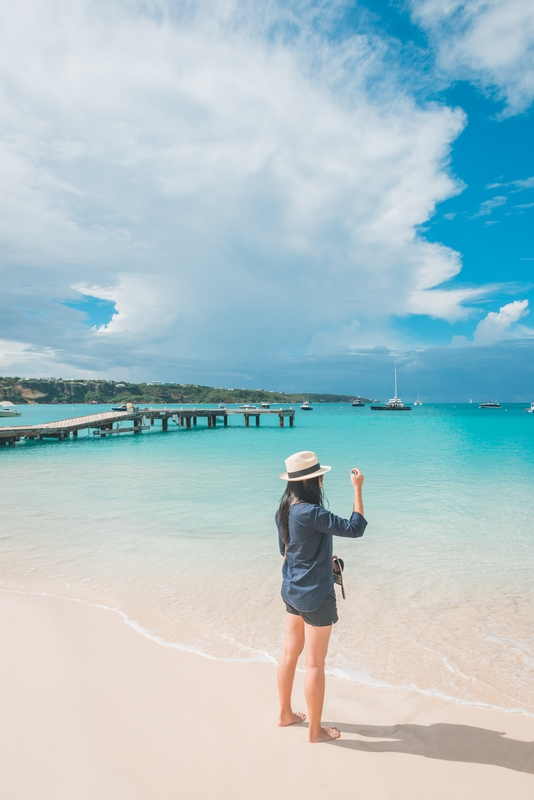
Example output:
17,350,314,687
351,399,365,407
371,362,411,411
478,401,502,409
260,402,270,409
0,401,21,417
111,404,128,411
524,402,534,413
239,404,257,409
300,399,313,411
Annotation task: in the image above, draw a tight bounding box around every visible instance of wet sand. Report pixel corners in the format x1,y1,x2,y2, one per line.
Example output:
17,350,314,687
1,592,533,800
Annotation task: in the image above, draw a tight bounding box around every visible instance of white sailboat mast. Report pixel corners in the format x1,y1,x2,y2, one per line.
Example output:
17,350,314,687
394,361,398,399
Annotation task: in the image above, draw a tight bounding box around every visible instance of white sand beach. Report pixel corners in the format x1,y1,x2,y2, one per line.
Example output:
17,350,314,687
1,591,533,800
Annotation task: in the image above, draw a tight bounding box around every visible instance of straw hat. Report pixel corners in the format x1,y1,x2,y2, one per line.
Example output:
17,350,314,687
279,451,331,481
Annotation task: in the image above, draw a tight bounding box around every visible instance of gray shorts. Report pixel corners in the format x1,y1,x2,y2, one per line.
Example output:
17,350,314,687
284,593,338,627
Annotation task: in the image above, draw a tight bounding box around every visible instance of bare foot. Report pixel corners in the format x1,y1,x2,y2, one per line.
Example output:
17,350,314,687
277,711,307,727
308,726,341,743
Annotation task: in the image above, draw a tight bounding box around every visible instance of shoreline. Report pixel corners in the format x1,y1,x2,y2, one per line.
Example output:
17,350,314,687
1,592,533,799
2,587,533,719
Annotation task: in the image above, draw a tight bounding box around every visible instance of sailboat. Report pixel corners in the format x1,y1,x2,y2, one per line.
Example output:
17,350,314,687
414,387,422,406
371,362,411,411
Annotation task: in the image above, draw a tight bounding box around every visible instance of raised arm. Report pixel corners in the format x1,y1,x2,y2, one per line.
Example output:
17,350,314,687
351,468,364,517
309,469,367,538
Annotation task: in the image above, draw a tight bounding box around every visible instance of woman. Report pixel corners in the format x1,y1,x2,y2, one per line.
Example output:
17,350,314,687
276,450,367,742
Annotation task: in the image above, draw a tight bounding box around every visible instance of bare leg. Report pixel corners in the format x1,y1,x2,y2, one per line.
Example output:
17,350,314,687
304,622,340,742
277,613,307,726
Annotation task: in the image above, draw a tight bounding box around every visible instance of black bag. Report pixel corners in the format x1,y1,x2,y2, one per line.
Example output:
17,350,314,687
332,555,345,599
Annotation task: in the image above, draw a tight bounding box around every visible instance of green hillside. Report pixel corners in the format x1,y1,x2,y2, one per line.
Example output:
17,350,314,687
0,377,369,405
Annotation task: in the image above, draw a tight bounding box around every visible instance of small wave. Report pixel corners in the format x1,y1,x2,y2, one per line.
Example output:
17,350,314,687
0,588,277,665
2,587,533,717
326,666,534,718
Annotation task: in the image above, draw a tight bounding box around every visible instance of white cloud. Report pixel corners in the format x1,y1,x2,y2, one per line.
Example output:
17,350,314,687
411,0,534,115
0,0,494,375
487,176,534,191
513,177,534,190
473,300,533,344
472,195,507,217
0,339,100,377
307,319,362,355
74,279,175,338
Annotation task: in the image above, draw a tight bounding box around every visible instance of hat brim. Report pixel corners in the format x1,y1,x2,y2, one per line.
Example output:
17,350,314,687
279,465,331,481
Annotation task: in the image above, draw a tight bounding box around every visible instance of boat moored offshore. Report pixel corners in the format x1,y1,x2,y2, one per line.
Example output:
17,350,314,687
0,401,22,417
371,363,411,411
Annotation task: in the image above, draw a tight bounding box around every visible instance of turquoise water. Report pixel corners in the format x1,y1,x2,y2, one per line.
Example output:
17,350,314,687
2,402,534,711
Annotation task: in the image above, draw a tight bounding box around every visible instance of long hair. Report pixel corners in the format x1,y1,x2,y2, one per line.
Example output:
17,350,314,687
278,476,324,548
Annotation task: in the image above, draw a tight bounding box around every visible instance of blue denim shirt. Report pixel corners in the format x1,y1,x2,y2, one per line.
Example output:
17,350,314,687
276,502,367,612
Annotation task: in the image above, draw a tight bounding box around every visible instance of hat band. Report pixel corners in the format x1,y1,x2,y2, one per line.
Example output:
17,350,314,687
287,462,321,479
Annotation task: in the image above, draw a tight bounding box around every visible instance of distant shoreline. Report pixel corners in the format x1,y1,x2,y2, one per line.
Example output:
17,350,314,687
0,376,370,406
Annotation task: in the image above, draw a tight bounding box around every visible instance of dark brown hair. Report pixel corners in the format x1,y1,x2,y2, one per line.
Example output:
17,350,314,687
278,476,324,548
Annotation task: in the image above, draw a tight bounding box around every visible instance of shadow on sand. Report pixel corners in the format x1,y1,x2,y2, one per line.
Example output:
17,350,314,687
323,722,534,774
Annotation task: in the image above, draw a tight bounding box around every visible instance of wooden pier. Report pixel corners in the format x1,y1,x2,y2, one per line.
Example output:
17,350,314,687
0,406,296,446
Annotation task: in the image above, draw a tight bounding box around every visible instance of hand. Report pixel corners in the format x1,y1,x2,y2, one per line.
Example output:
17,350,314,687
350,468,364,489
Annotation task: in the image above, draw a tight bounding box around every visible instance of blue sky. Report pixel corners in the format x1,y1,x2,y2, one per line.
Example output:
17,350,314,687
0,0,533,399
